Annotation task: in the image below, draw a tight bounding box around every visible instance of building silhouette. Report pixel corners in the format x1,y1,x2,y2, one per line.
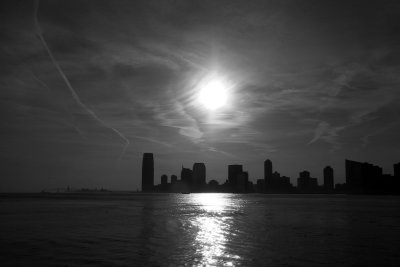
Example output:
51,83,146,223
394,162,400,178
161,174,168,186
256,179,265,193
142,153,154,192
279,176,292,191
171,174,177,184
181,167,193,183
192,163,206,191
207,180,219,192
345,159,382,194
181,166,193,192
263,159,292,193
264,159,272,191
297,171,318,192
345,160,362,192
323,166,334,192
228,164,243,191
140,152,399,195
394,163,400,194
236,171,249,193
153,174,169,192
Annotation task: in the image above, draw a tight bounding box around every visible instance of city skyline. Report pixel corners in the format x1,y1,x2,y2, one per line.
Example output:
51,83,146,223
142,152,400,194
1,1,400,192
1,1,400,266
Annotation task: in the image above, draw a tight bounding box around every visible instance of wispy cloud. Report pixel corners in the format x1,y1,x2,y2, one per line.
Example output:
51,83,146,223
34,0,130,160
1,0,399,191
154,101,203,143
308,121,346,152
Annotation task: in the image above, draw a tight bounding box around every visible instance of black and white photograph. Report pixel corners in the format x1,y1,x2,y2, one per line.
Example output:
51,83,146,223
1,0,400,266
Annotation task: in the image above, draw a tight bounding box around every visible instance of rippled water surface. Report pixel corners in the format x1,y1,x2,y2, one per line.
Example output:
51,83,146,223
1,193,400,266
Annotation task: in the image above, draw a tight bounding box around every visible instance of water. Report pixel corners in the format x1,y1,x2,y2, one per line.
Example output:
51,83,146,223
1,193,400,266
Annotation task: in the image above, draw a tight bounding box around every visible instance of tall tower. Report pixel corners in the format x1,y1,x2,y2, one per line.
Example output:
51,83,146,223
345,159,362,193
228,164,243,188
193,163,206,187
142,153,154,192
264,159,273,189
394,163,400,194
161,174,168,186
323,166,334,191
394,162,400,178
181,166,193,184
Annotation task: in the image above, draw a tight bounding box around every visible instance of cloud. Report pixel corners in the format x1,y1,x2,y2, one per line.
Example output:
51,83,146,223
154,101,204,143
308,121,330,145
34,0,130,161
307,121,346,152
1,0,400,191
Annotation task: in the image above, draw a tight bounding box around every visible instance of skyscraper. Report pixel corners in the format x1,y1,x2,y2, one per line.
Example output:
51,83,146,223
264,159,272,190
297,170,310,189
394,162,400,178
193,163,206,187
394,162,400,194
345,159,383,193
171,175,178,184
236,171,249,193
142,153,154,192
161,174,168,186
345,159,362,192
297,170,318,192
228,164,243,189
323,166,334,191
181,167,193,184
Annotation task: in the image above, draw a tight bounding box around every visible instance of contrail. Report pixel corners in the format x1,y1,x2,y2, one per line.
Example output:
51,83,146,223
33,0,130,161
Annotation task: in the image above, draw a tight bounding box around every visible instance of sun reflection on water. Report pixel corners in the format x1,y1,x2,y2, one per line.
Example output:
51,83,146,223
192,193,227,213
189,193,240,266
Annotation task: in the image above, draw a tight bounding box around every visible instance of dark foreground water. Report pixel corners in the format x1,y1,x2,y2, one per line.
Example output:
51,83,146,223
1,193,400,266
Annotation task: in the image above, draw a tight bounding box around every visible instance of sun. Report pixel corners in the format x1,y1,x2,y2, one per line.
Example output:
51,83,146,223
198,79,228,110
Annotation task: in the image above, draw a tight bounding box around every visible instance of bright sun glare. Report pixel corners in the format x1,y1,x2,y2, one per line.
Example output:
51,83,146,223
198,79,228,111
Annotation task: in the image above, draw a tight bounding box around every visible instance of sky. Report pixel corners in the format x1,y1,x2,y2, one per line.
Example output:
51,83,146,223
1,0,400,192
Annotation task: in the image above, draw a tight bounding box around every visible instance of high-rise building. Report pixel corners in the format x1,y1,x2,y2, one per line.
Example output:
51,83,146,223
181,167,193,184
297,170,309,190
161,174,168,186
392,163,400,194
394,162,400,178
228,164,243,189
256,179,265,193
280,176,292,189
264,159,273,189
142,153,154,192
299,170,310,179
345,159,383,193
171,175,178,184
345,159,362,192
323,166,334,191
237,171,249,193
193,163,206,187
297,170,318,192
